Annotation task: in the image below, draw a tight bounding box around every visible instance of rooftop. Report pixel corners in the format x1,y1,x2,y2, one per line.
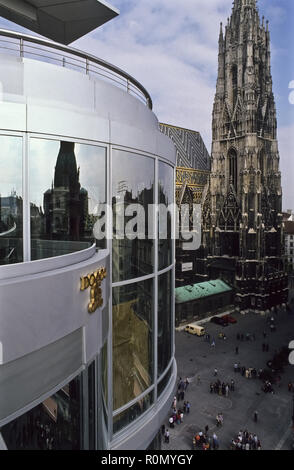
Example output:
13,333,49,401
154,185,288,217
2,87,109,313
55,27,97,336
175,279,232,304
0,0,119,45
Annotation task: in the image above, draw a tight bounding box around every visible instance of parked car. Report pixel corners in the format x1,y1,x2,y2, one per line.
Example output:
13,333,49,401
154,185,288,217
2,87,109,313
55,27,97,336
210,316,228,326
221,314,237,324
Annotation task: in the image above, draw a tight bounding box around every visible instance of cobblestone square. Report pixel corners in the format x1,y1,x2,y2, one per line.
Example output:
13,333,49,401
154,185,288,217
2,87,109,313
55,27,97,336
162,306,294,451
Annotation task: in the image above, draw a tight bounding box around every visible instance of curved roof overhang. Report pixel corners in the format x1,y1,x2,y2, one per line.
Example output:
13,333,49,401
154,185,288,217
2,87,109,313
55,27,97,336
0,0,119,45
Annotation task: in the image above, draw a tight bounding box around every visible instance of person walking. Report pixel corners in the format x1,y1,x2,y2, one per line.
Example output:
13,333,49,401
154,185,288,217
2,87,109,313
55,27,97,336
214,368,218,376
235,346,239,355
186,401,190,414
253,411,258,423
197,375,201,385
172,396,177,409
164,429,170,443
212,433,219,450
230,379,235,391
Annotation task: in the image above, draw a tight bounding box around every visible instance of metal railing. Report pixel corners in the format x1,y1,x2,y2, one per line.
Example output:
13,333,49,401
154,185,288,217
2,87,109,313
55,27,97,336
0,29,153,109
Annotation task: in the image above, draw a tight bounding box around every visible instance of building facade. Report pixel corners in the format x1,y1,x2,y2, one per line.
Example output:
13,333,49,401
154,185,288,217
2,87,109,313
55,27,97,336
201,0,288,313
159,123,210,288
0,6,176,450
283,211,294,273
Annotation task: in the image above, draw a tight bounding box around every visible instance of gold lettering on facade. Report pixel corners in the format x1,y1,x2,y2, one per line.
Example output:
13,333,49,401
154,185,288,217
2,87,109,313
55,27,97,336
80,267,107,314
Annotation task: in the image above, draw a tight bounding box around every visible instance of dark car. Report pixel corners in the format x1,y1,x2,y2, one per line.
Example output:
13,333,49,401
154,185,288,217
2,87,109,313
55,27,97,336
221,314,237,324
210,316,228,326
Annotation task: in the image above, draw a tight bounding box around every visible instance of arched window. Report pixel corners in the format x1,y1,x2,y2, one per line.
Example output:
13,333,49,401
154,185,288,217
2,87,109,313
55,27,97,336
228,148,237,191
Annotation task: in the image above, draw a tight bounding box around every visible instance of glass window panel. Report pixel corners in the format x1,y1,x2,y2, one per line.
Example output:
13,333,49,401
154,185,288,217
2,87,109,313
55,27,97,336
0,135,23,265
157,270,172,377
113,391,154,434
102,340,108,407
112,279,154,411
158,162,173,270
1,374,82,450
88,361,96,450
158,366,172,397
30,139,106,260
112,150,154,282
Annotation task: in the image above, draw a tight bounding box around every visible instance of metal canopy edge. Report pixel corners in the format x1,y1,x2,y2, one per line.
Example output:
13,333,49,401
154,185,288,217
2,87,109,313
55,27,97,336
0,0,119,45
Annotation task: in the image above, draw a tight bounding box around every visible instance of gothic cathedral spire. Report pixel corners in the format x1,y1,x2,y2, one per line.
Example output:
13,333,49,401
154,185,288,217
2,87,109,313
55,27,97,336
202,0,288,313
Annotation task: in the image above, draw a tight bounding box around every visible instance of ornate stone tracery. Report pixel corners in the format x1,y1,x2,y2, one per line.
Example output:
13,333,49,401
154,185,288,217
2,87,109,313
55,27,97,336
203,0,288,312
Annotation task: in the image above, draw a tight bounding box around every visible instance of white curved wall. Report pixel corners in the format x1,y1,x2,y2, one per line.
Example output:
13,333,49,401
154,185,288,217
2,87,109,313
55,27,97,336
0,53,176,164
0,50,176,449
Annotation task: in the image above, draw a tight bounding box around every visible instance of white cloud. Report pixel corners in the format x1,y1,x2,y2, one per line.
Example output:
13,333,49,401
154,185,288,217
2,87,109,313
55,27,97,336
74,0,233,149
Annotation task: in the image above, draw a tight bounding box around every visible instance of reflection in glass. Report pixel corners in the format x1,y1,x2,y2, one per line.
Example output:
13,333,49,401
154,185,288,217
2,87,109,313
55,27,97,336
1,375,82,450
112,150,154,282
102,340,108,410
113,391,154,434
158,162,173,270
112,279,154,411
158,270,172,377
158,366,172,397
30,139,106,260
0,136,23,265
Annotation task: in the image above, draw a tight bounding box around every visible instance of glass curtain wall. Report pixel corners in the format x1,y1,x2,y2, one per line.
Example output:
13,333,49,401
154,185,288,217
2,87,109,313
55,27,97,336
111,153,174,437
0,135,23,265
29,138,106,260
157,270,172,378
112,150,154,282
112,278,154,412
1,374,83,450
158,162,173,270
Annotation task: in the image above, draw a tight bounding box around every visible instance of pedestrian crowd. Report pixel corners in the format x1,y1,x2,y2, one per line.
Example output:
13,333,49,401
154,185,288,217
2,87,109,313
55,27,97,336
163,377,191,443
233,362,259,379
230,430,261,450
209,379,235,396
193,430,219,450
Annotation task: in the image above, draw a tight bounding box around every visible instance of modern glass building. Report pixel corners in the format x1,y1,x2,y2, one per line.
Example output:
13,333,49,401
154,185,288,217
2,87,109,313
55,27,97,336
0,1,176,450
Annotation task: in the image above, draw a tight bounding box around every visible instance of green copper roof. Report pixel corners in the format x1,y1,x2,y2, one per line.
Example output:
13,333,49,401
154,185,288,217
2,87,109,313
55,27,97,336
175,280,232,304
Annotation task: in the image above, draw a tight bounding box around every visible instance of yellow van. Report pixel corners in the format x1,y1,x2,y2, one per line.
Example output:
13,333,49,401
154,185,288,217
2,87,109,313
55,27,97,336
184,323,205,336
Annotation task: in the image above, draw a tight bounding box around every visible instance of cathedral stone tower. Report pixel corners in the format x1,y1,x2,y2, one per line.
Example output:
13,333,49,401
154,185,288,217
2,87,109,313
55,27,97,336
202,0,288,313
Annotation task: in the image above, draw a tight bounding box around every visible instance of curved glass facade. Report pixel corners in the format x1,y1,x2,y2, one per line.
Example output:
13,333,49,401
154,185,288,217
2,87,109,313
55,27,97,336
112,278,154,410
112,150,154,283
158,270,172,377
111,154,174,436
158,161,173,270
30,138,106,260
0,135,23,265
0,131,175,448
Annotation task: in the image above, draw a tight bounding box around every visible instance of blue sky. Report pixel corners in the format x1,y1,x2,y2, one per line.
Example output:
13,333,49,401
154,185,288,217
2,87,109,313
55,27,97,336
0,0,292,208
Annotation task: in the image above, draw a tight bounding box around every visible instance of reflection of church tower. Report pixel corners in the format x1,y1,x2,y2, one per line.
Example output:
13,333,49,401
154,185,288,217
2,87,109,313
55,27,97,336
202,0,288,313
44,141,88,240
